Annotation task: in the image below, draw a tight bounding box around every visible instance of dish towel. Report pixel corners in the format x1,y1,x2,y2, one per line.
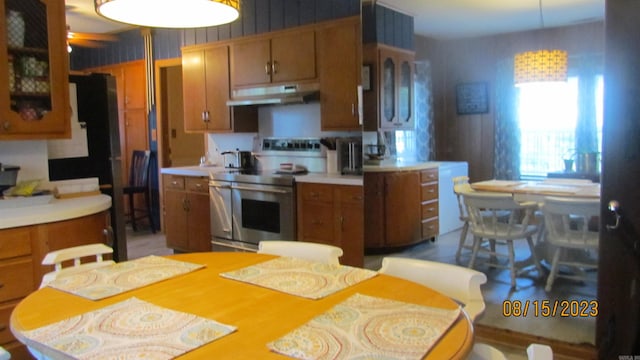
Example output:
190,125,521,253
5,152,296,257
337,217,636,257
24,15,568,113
267,293,461,360
22,297,236,360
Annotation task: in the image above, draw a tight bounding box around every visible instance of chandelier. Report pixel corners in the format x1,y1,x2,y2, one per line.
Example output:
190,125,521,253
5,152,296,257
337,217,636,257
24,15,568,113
513,0,568,85
95,0,240,28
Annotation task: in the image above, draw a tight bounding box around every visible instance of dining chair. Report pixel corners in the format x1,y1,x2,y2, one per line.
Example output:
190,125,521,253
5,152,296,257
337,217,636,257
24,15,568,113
40,243,115,288
463,192,543,288
453,176,474,261
541,196,600,292
257,241,343,266
123,150,155,233
378,257,487,322
526,343,554,359
0,345,10,360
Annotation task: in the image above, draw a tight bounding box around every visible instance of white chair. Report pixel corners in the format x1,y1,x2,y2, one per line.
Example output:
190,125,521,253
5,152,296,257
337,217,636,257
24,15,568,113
378,257,487,321
541,196,600,292
40,243,114,288
463,192,543,288
257,241,343,266
453,176,474,261
468,343,508,360
526,343,554,359
0,346,10,360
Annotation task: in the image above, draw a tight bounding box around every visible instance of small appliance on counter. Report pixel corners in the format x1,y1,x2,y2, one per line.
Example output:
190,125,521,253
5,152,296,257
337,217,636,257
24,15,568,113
221,149,255,170
336,137,363,175
0,164,20,193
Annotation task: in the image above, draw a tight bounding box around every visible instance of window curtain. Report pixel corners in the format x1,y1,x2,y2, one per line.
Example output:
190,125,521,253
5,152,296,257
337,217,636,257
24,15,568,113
494,58,521,180
414,60,435,161
573,54,603,154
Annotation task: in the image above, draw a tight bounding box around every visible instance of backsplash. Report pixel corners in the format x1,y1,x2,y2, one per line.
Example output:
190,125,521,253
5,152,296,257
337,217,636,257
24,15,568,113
0,141,49,182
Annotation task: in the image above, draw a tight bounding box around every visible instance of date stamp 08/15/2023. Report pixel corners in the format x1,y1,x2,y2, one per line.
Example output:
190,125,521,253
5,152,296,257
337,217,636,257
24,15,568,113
502,299,598,318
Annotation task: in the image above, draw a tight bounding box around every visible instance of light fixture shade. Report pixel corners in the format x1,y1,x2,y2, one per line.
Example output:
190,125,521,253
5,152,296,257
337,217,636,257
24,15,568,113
514,49,568,85
95,0,240,28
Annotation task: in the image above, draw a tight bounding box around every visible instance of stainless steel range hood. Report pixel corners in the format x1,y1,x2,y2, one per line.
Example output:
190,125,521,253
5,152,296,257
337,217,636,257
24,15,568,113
226,83,320,106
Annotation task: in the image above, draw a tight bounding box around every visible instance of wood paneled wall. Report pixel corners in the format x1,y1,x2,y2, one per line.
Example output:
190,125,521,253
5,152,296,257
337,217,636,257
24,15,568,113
415,22,605,182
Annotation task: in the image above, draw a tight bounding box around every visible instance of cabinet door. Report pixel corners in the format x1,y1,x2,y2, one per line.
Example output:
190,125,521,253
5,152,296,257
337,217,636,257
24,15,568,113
187,192,212,252
164,189,188,250
385,171,421,246
270,30,316,84
0,0,70,139
336,186,363,267
379,48,396,129
397,52,414,129
204,46,232,132
123,61,146,110
364,172,385,248
317,19,362,131
182,49,208,132
230,38,271,87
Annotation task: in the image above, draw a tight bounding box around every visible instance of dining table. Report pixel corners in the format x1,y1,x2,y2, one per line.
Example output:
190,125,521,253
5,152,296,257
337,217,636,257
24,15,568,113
10,252,474,360
470,179,600,202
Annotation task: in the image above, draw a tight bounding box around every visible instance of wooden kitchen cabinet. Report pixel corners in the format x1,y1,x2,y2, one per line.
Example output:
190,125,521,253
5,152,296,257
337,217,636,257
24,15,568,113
181,44,258,133
296,183,363,267
317,17,362,131
163,174,211,252
230,30,316,88
363,44,415,131
420,168,439,239
364,168,438,250
0,0,70,140
0,211,110,356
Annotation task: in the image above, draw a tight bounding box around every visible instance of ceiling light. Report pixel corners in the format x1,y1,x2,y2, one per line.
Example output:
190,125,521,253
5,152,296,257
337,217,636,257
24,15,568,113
95,0,240,28
513,0,568,85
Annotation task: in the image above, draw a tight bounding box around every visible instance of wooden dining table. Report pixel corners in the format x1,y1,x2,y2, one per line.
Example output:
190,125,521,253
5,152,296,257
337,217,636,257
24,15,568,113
470,179,600,201
10,252,474,359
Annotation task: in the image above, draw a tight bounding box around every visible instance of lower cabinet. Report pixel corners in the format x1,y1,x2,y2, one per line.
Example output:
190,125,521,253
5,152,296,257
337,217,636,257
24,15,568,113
296,183,364,267
364,167,439,250
163,175,211,252
0,211,110,357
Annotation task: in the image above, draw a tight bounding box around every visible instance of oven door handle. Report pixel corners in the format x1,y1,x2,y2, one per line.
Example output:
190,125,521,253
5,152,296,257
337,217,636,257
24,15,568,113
231,185,290,194
211,240,257,252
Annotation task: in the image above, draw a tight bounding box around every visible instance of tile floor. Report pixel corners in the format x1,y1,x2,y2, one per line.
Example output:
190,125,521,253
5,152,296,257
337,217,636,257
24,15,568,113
126,225,597,359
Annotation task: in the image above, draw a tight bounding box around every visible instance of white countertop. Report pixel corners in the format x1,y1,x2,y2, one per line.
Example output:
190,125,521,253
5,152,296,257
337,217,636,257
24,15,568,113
161,166,363,186
0,194,111,230
363,160,442,172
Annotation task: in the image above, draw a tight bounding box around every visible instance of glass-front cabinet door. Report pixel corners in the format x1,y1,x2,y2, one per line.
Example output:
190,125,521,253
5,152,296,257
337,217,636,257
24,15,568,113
0,0,70,139
377,47,414,130
397,54,413,128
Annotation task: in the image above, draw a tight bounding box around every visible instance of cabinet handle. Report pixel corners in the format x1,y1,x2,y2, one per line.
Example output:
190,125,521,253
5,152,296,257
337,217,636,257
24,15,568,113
2,121,10,130
351,104,355,116
0,282,3,288
272,61,278,74
172,181,179,186
182,198,190,212
340,216,344,230
103,226,114,247
265,62,271,75
201,111,207,121
311,220,323,225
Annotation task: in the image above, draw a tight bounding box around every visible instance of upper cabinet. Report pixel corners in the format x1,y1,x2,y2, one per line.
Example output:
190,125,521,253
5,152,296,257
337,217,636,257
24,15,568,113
317,17,362,131
181,44,257,133
0,0,70,140
363,44,414,131
230,30,316,88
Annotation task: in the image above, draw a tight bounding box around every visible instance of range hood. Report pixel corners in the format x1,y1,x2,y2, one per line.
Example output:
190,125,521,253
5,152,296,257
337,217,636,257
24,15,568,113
226,83,320,106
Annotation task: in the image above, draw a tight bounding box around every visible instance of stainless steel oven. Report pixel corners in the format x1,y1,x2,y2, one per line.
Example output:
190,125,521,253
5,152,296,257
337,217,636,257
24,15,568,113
209,171,296,252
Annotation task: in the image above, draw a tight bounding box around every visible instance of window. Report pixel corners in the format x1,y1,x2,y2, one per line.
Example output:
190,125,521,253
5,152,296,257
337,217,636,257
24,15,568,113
517,75,603,178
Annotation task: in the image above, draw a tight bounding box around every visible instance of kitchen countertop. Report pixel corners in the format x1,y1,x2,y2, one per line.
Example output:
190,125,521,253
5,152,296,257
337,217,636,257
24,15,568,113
363,160,442,172
0,194,111,230
161,166,363,186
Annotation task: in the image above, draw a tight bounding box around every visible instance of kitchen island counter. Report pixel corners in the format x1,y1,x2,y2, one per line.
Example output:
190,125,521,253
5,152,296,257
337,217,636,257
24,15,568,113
294,173,362,186
0,194,111,230
160,165,225,177
363,160,442,172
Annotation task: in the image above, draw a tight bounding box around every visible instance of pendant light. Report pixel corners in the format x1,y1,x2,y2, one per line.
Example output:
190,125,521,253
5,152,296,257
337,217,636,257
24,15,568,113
95,0,240,28
513,0,568,85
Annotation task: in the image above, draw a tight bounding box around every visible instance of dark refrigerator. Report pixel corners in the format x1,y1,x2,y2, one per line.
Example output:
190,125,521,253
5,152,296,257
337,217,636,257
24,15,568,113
48,73,127,261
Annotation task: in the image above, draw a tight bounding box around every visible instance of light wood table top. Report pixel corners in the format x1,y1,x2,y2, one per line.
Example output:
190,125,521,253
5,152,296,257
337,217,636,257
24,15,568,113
11,252,473,359
471,179,600,200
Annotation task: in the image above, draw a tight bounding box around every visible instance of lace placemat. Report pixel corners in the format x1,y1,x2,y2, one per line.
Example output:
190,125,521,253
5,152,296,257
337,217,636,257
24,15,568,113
22,297,236,360
219,257,377,300
46,255,205,300
267,293,461,360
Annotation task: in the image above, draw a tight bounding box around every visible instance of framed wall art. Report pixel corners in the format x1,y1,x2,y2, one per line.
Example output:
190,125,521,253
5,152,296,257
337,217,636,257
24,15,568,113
456,82,489,115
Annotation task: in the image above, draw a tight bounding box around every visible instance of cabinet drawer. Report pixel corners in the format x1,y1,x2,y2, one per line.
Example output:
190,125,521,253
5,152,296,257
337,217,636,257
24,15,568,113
299,183,334,202
338,186,363,205
186,177,209,193
164,175,185,190
420,168,438,183
0,227,32,260
422,218,439,239
421,200,439,219
0,258,35,302
0,302,17,344
421,183,438,201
